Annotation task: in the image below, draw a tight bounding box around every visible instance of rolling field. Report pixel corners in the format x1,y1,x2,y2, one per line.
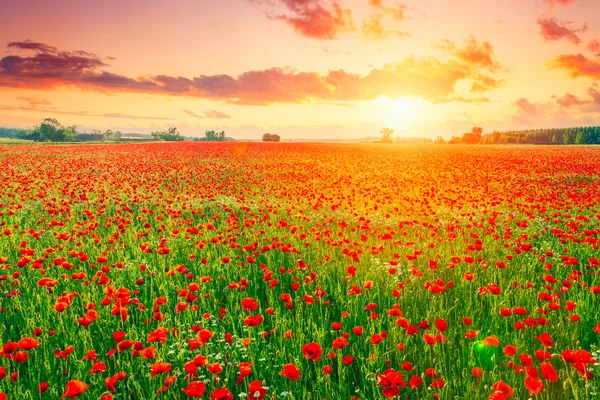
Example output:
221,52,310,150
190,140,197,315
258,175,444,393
0,142,599,399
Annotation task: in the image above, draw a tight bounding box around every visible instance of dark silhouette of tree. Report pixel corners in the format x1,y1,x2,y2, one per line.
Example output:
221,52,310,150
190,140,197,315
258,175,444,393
197,130,226,141
0,127,27,139
476,125,600,145
461,127,483,144
262,133,280,142
380,127,393,143
64,125,77,141
77,133,105,141
38,118,63,141
151,127,184,141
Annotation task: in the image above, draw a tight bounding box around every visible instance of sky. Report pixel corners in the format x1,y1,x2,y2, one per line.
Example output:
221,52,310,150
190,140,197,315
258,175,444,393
1,0,600,140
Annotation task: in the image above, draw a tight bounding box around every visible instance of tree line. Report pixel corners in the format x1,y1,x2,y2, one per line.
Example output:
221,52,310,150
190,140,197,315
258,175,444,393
0,118,203,142
194,130,227,142
480,126,600,145
0,118,124,142
439,125,600,145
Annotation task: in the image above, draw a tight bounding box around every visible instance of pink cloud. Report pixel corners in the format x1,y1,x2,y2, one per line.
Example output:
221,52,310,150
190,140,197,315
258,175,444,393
251,0,355,39
0,39,504,105
543,0,575,8
588,40,600,57
537,18,586,45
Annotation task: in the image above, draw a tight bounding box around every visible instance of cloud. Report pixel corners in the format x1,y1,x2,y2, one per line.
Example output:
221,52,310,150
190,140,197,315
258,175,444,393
204,110,233,119
555,86,600,111
433,36,503,73
543,0,575,8
511,97,571,126
250,0,355,40
515,98,539,116
184,109,232,119
0,39,505,104
0,42,108,89
361,14,407,40
588,40,600,57
555,92,586,107
1,99,174,120
8,40,59,54
368,0,409,20
549,53,600,80
537,18,587,45
513,87,600,127
17,96,52,108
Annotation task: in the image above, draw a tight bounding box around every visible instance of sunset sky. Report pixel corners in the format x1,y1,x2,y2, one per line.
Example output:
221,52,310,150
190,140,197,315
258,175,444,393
1,0,600,139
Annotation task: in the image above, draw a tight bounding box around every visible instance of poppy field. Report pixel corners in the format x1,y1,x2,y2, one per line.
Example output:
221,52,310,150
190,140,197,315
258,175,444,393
0,142,599,400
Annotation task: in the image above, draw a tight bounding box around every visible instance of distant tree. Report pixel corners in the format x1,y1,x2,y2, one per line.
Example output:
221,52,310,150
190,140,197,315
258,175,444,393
104,129,114,140
434,136,446,144
380,127,394,143
64,125,78,141
205,130,216,141
448,136,462,144
113,131,122,140
575,131,588,145
262,133,280,142
478,125,600,145
151,127,184,141
39,118,65,142
77,133,105,141
0,127,28,139
198,130,226,141
25,128,40,141
462,126,483,144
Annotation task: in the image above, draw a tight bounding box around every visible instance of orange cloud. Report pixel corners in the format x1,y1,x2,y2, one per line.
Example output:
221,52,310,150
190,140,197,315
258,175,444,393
184,109,232,119
0,39,504,104
361,14,407,40
17,96,52,108
588,40,600,57
0,102,174,121
368,0,409,20
251,0,355,39
537,18,587,45
434,36,502,72
549,53,600,80
543,0,575,8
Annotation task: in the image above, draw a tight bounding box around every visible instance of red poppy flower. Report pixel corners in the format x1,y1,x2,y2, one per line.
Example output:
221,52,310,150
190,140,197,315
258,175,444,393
491,381,514,398
61,380,89,399
540,363,558,382
524,376,543,396
332,337,349,349
280,364,301,381
182,381,206,398
302,342,323,361
150,362,171,377
248,380,268,400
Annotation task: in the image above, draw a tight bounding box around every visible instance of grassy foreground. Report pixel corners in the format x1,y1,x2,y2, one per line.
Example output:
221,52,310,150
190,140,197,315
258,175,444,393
0,142,599,399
